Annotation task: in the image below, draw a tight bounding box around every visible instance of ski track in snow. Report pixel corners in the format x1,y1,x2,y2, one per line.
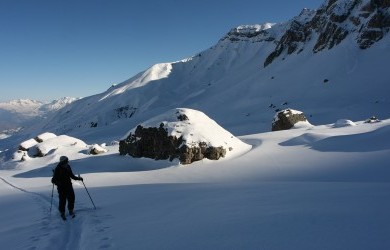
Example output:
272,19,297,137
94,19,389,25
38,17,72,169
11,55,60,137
0,176,114,249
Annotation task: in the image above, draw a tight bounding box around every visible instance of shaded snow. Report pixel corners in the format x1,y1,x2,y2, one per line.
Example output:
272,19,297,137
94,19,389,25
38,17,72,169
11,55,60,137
334,119,357,128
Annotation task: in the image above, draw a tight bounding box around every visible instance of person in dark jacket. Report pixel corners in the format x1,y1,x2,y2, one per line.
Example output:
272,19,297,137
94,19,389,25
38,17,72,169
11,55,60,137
51,156,83,220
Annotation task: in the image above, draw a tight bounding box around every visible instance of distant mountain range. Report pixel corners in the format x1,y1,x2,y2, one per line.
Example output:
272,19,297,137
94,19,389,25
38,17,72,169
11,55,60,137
3,0,390,141
0,97,79,133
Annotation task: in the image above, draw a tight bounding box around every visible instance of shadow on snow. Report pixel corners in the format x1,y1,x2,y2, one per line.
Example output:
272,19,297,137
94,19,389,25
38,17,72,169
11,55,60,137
14,154,177,178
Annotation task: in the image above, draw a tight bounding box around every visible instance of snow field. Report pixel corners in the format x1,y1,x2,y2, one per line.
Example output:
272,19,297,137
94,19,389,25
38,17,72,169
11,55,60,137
1,119,389,249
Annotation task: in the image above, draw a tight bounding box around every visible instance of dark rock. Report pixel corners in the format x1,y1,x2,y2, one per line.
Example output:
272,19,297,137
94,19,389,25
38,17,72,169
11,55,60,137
178,144,226,165
272,109,309,131
177,113,189,121
358,30,384,48
114,105,137,119
349,16,361,26
264,0,390,66
364,116,381,123
222,25,276,43
90,145,107,155
357,9,390,48
367,11,390,28
371,0,390,8
264,20,312,67
119,124,226,165
313,22,349,53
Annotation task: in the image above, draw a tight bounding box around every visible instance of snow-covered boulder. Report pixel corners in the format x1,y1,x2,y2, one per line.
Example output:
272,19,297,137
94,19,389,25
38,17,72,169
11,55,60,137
272,109,311,131
364,116,380,123
119,108,251,164
33,135,87,157
19,138,38,151
333,119,356,128
35,132,57,143
20,152,30,162
90,144,108,155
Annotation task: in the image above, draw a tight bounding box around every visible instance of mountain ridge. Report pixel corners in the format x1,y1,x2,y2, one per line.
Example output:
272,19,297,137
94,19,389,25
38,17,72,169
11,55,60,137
0,97,79,132
12,0,390,141
265,0,390,66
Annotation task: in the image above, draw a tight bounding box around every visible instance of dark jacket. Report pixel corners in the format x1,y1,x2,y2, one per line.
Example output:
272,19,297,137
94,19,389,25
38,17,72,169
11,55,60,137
52,161,81,187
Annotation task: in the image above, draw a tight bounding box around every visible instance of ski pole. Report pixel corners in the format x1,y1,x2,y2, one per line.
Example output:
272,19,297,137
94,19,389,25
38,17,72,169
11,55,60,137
82,180,96,210
50,183,54,214
50,168,54,214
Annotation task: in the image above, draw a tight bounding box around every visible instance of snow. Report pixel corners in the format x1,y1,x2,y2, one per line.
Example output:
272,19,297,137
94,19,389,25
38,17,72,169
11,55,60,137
233,23,274,33
0,133,9,140
19,138,38,150
124,108,251,158
99,63,173,100
334,119,356,127
89,144,108,154
292,120,314,129
1,119,390,249
32,135,87,158
35,132,57,142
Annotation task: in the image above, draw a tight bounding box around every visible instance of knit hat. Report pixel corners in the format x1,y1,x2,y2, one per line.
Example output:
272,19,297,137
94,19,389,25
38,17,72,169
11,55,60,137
59,156,68,163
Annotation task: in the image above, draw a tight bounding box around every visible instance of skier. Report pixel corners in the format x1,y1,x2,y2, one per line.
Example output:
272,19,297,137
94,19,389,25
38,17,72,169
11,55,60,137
51,156,83,220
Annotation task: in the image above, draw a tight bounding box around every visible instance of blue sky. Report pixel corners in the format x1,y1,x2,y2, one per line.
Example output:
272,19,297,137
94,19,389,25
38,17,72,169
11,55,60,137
0,0,323,102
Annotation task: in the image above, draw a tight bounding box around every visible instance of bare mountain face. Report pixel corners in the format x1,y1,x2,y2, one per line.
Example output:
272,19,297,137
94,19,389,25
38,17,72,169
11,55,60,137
27,0,390,140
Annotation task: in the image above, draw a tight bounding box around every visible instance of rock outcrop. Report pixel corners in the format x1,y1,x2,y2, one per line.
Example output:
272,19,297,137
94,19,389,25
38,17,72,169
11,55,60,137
119,108,250,165
272,109,310,131
364,116,381,123
220,24,277,43
90,144,108,155
265,0,390,67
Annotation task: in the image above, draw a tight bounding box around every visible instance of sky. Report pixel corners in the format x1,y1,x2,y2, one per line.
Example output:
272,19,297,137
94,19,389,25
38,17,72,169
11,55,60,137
0,0,323,102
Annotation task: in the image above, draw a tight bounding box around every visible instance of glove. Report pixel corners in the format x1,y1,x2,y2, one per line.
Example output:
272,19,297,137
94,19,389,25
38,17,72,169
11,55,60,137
51,177,56,185
78,176,83,181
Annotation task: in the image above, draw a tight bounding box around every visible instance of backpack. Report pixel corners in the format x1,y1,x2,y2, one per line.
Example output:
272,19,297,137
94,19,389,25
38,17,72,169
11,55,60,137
51,163,68,186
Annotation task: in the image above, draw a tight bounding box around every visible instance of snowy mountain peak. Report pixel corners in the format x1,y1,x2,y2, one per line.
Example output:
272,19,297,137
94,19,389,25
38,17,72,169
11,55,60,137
0,97,78,132
100,63,173,101
40,97,80,112
232,23,274,34
0,99,43,109
296,8,317,22
0,99,43,114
